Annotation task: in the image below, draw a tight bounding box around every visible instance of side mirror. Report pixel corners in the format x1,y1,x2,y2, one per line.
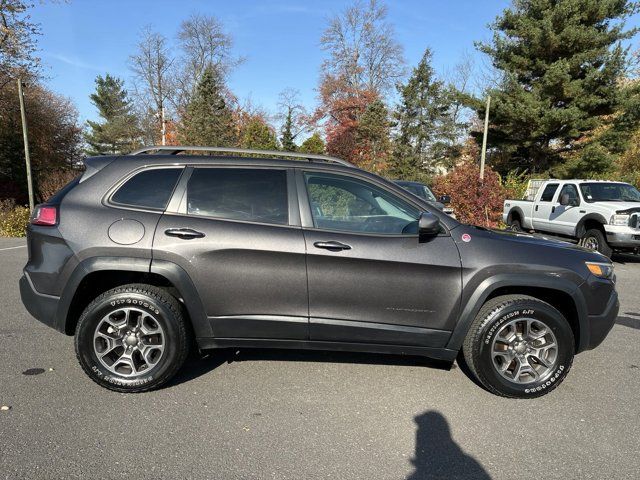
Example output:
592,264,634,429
439,194,451,205
418,212,440,241
560,193,570,206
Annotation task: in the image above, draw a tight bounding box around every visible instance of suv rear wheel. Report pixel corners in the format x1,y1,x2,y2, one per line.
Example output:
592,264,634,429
74,284,189,392
462,295,574,398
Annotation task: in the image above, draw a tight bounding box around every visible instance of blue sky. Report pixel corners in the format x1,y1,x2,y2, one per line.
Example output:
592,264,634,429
30,0,638,124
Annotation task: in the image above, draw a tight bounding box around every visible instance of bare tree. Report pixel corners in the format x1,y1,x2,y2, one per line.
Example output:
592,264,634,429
129,26,174,144
446,51,475,128
174,13,243,113
276,88,310,140
0,0,40,88
320,0,404,94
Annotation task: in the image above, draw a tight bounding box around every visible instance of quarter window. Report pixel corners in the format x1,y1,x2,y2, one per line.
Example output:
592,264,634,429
187,168,288,225
304,172,421,235
111,168,182,210
540,183,559,202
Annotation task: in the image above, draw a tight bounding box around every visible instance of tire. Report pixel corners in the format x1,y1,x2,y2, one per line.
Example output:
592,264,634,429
580,228,613,258
509,218,522,232
462,295,574,399
74,284,189,393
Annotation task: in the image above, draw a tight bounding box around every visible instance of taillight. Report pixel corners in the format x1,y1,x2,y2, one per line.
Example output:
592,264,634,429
31,205,57,226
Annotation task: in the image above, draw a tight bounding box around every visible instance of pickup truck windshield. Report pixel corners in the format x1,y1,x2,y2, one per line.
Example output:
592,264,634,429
579,183,640,202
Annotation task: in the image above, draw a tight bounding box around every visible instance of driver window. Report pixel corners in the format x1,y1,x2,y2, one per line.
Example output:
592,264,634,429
559,184,579,205
304,172,421,234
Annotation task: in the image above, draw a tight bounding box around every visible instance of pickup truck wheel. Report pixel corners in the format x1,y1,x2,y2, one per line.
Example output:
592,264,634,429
462,295,574,398
74,284,189,393
508,218,522,232
580,228,613,258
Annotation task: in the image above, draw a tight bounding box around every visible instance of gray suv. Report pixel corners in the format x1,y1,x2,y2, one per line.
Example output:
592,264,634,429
20,146,619,398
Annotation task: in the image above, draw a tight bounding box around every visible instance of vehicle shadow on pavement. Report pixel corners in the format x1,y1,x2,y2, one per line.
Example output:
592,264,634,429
167,349,454,388
617,314,640,330
407,411,491,480
613,253,640,264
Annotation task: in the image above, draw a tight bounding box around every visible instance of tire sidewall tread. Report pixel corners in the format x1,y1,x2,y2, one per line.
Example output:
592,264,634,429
462,295,574,399
74,283,189,393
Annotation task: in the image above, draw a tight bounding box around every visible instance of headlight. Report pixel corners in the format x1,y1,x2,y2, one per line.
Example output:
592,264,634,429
610,214,630,226
586,261,614,279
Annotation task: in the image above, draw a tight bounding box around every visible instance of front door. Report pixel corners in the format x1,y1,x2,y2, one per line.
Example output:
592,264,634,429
153,166,308,339
549,183,582,236
299,170,462,348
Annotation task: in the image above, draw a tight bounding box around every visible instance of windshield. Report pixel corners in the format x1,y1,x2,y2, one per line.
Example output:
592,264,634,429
422,185,437,202
579,183,640,203
398,182,437,202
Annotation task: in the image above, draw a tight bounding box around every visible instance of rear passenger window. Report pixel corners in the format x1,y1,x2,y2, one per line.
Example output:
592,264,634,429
540,183,559,202
112,168,182,210
187,168,288,225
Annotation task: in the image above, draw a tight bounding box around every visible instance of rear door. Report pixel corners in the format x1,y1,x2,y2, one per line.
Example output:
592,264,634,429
153,166,309,340
532,183,559,231
298,169,462,348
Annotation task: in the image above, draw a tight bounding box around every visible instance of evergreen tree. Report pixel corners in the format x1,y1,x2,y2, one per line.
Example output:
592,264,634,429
280,109,297,151
85,74,141,155
179,66,237,147
299,133,325,154
474,0,638,176
388,49,459,180
356,99,392,172
241,117,278,150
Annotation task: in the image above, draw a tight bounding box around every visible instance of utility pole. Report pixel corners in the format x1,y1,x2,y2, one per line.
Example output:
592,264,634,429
17,78,35,211
480,95,491,181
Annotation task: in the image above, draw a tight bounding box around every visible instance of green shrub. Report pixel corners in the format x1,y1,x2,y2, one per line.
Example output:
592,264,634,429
0,200,30,237
502,169,529,200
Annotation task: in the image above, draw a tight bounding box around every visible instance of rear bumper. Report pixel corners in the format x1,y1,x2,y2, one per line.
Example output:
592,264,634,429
19,273,63,333
583,290,619,351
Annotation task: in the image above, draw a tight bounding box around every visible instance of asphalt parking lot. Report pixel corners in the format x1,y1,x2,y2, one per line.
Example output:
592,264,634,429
1,237,639,480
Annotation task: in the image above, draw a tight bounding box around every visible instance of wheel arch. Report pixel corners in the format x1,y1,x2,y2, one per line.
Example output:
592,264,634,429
507,207,524,225
575,213,607,238
57,257,210,338
447,275,590,354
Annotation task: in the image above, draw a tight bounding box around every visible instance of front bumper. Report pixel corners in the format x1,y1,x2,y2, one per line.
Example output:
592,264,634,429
19,273,62,332
584,289,619,351
604,225,640,248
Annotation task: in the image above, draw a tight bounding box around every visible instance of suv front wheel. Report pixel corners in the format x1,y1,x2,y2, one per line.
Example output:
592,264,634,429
462,295,574,398
74,284,189,392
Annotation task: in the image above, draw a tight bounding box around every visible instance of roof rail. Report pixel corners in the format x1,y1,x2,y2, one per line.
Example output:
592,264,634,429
129,145,354,168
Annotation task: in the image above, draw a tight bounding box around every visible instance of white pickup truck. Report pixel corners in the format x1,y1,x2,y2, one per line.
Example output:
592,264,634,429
503,179,640,257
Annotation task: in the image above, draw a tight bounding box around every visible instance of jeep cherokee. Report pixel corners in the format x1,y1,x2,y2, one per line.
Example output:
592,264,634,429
19,146,619,398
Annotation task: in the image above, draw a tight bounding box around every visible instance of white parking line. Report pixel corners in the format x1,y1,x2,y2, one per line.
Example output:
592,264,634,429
0,245,26,252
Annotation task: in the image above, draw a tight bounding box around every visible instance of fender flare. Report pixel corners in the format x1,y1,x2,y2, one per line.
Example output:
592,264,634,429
575,213,608,238
446,274,591,353
506,206,525,225
56,256,210,338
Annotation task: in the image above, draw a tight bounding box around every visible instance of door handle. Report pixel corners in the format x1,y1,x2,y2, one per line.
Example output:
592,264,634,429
314,241,351,251
164,228,205,239
535,205,539,212
552,206,556,213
